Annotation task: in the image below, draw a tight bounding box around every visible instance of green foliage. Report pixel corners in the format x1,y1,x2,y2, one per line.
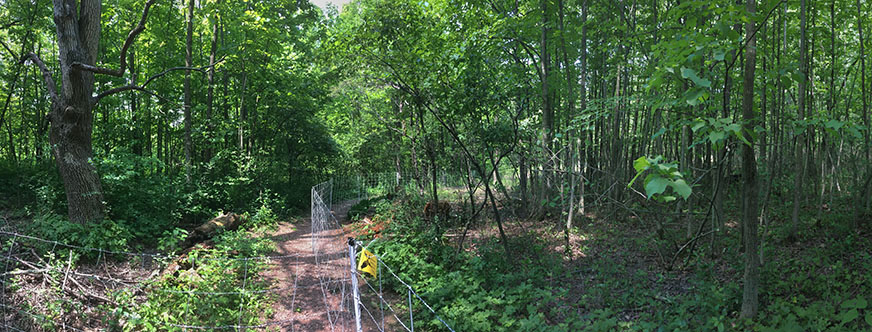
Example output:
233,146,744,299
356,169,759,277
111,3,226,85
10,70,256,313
0,161,65,213
157,228,189,254
629,156,692,202
25,213,133,259
111,229,275,331
359,196,569,332
346,195,389,220
96,152,182,242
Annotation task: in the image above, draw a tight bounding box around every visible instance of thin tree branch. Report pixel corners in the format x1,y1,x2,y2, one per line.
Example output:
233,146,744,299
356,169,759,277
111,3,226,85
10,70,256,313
94,85,166,103
0,20,18,30
143,57,224,88
94,58,224,104
71,0,157,77
20,52,59,105
0,38,17,59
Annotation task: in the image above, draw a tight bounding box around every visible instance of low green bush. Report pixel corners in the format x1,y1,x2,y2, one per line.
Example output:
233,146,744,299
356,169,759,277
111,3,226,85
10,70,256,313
110,229,276,331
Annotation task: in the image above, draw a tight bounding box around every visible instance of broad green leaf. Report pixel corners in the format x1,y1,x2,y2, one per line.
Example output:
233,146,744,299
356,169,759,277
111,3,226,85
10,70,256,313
735,129,752,146
849,126,863,139
714,49,725,61
670,179,692,200
825,120,845,130
865,311,872,326
725,123,741,133
691,120,705,132
681,67,712,88
686,88,707,106
842,298,868,309
633,156,650,173
644,176,669,199
839,309,859,325
708,131,726,144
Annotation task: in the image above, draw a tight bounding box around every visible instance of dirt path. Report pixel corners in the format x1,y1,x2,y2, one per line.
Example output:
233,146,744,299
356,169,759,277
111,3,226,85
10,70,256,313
263,200,363,332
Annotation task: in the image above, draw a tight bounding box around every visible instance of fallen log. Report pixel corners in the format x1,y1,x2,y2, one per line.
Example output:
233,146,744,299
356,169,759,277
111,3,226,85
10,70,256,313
191,212,246,241
161,212,245,278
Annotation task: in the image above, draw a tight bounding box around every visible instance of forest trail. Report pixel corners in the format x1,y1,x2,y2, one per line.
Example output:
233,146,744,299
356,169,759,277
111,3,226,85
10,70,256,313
263,199,364,332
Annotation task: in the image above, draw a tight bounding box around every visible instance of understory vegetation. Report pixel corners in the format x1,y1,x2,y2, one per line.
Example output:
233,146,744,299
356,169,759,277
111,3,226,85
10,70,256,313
354,187,871,331
2,0,872,330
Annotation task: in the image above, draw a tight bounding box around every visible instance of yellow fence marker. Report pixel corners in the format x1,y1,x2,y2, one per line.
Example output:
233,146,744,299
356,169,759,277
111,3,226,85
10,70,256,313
357,248,378,278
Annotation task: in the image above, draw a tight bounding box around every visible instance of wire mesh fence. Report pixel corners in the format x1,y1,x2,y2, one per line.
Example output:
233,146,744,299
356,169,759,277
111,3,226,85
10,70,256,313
0,228,322,331
0,171,458,331
310,173,456,332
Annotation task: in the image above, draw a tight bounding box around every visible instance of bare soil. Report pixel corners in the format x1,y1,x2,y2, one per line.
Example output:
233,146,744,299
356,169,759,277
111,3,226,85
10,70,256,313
265,199,386,332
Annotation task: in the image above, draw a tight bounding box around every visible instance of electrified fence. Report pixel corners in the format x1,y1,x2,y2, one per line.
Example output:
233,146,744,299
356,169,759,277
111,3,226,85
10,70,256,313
0,172,457,331
0,229,321,331
310,173,456,332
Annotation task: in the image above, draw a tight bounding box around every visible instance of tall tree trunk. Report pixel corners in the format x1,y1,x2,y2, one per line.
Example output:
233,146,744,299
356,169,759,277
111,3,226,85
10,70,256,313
205,4,220,162
858,0,869,162
130,49,142,156
238,61,247,152
740,0,761,318
577,0,588,216
38,0,106,223
558,0,574,231
540,0,554,198
183,0,194,181
791,0,809,240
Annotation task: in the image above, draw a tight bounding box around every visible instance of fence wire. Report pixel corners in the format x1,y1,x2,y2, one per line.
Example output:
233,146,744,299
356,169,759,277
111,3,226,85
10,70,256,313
0,171,458,331
0,229,323,331
310,173,456,332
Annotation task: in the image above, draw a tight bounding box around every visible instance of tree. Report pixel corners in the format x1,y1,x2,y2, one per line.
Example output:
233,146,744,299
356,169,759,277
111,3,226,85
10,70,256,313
791,0,809,240
740,0,761,319
184,0,194,181
23,0,157,223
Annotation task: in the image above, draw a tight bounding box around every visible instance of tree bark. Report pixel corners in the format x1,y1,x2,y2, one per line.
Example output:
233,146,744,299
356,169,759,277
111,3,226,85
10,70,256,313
42,0,105,223
183,0,194,181
858,0,869,162
205,2,220,162
791,0,809,240
22,0,159,223
540,0,554,197
740,0,761,319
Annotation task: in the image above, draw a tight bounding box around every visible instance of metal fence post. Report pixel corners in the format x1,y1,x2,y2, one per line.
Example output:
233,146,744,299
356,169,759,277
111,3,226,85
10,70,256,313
348,238,363,332
408,288,414,332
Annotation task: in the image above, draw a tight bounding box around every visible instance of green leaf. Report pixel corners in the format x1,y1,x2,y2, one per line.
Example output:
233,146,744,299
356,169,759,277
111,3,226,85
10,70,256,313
865,311,872,326
681,67,712,88
825,119,845,130
691,120,706,132
714,49,725,61
686,88,708,106
644,176,669,199
708,131,726,144
633,156,650,173
715,50,727,61
842,298,868,309
839,309,859,325
669,179,692,200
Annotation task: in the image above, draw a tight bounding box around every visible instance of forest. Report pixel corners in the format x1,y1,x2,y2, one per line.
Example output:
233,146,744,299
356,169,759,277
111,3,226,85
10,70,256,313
0,0,871,330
